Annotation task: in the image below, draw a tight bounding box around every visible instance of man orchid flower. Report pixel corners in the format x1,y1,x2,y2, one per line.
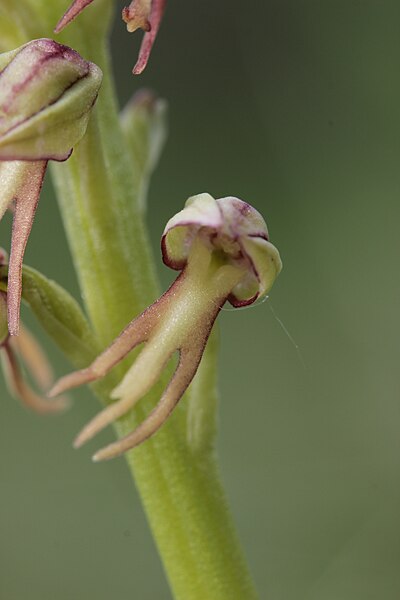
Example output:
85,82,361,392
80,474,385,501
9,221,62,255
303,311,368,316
0,38,102,336
50,193,282,461
55,0,166,74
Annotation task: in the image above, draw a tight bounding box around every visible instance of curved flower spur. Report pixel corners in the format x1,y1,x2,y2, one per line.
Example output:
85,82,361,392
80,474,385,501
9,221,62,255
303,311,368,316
0,38,102,336
50,193,282,461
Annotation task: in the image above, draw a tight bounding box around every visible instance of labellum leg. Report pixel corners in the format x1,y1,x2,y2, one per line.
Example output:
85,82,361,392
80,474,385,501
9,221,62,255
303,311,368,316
132,0,166,74
8,160,47,336
92,343,206,461
73,338,175,449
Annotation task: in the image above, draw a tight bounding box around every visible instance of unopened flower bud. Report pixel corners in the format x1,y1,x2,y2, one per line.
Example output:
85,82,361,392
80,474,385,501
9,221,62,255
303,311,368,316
0,39,102,336
51,194,282,461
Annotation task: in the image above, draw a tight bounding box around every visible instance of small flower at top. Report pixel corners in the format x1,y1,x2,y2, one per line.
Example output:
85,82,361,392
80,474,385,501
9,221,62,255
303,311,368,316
0,38,102,336
0,250,68,414
55,0,166,74
50,193,282,461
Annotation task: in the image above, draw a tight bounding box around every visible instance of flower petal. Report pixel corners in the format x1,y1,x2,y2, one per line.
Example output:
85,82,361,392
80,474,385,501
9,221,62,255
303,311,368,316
217,196,269,240
162,193,222,269
122,0,152,32
243,237,282,297
229,237,282,306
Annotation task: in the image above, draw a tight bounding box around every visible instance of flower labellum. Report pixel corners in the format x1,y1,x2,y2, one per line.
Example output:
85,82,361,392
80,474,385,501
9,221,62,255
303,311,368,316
50,193,282,461
0,39,102,335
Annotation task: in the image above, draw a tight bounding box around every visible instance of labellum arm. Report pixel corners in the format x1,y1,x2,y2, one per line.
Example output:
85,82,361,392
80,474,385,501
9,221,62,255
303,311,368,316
131,0,166,74
48,287,172,396
54,0,96,33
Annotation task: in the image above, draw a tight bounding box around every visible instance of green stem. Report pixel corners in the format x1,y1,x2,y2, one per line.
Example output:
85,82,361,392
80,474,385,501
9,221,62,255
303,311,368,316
50,25,258,600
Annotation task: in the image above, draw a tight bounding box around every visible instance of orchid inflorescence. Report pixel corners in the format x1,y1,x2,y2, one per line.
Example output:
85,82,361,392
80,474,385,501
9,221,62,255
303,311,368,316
50,193,282,461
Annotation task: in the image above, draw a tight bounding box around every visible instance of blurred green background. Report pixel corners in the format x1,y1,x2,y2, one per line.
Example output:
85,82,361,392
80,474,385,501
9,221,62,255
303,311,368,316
1,1,400,598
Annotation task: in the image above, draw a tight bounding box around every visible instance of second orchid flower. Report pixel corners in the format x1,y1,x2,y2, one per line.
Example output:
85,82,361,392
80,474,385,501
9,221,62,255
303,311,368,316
50,193,282,461
0,38,102,335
